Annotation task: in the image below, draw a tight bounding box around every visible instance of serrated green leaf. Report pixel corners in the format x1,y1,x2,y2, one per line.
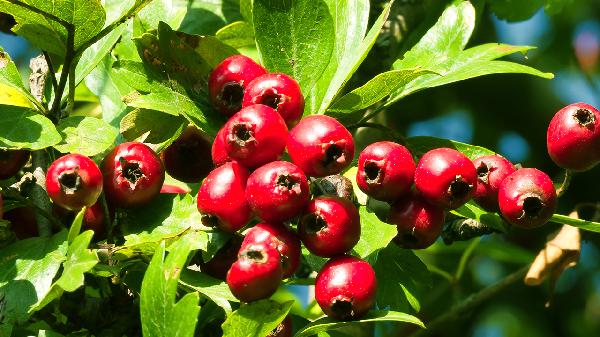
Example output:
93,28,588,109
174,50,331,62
406,136,495,160
216,21,255,49
135,0,187,33
0,48,37,108
352,207,397,264
294,310,424,337
120,109,187,147
75,24,127,86
0,105,61,150
54,116,118,156
253,0,335,94
85,55,131,127
222,299,293,337
179,270,238,313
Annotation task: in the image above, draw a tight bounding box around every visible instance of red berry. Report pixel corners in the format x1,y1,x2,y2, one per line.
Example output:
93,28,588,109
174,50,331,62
5,207,39,239
241,222,301,279
267,316,292,337
546,102,600,171
245,161,309,222
298,196,360,258
46,154,103,211
226,242,283,302
200,235,243,280
102,142,165,208
356,141,415,201
414,148,477,210
287,116,354,177
498,168,557,229
208,55,267,117
83,201,106,239
242,73,305,127
160,126,213,183
197,162,251,233
388,193,446,249
0,149,30,179
223,104,288,169
315,255,377,320
211,126,231,167
472,155,516,212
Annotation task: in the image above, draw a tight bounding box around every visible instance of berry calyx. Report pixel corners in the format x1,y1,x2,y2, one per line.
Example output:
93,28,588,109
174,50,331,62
388,192,446,249
46,153,103,211
160,126,213,183
472,155,516,211
414,148,477,209
498,168,557,229
315,255,377,320
0,149,30,179
298,196,360,257
356,141,415,201
245,161,309,222
287,115,354,177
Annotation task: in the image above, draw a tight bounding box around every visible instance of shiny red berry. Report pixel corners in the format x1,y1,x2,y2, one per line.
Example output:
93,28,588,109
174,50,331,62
241,222,301,279
223,104,288,169
287,116,354,177
0,149,30,179
208,55,267,117
356,141,415,201
160,126,213,183
102,142,165,208
245,161,309,222
211,126,231,167
46,154,103,211
388,192,446,249
199,235,243,280
197,162,251,233
546,102,600,171
414,148,477,210
498,168,557,229
315,255,377,320
472,155,516,212
242,73,305,127
267,315,292,337
298,196,360,257
83,201,106,239
226,242,283,302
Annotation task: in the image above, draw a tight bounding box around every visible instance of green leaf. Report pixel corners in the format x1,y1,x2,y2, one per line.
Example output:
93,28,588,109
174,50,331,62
221,299,293,337
487,0,571,21
0,105,62,150
120,109,187,146
551,214,600,233
216,21,255,49
0,48,37,108
179,270,238,313
451,202,509,233
140,237,200,337
253,0,335,94
67,207,85,244
294,310,424,337
85,55,131,127
406,136,495,160
374,245,431,313
179,0,243,35
352,206,397,263
53,116,118,156
135,0,187,33
75,23,127,86
0,231,68,324
343,166,368,205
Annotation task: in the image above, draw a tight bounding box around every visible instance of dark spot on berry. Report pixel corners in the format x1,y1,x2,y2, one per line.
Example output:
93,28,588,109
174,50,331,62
364,161,382,183
232,123,254,144
324,144,343,167
201,214,220,228
259,89,282,110
220,82,244,110
120,158,144,184
302,213,327,233
276,173,299,190
58,170,81,194
448,176,471,201
523,196,543,218
331,299,354,320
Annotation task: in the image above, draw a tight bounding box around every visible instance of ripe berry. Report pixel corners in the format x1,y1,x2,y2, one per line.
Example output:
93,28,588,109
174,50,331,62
102,142,165,208
298,196,360,257
197,162,251,233
356,141,415,201
211,126,231,167
267,316,292,337
208,55,267,117
226,242,283,302
242,73,305,127
414,148,477,209
388,193,446,249
5,207,39,239
46,154,103,211
546,102,600,171
223,104,288,169
315,255,377,320
241,222,301,279
245,161,309,222
498,168,557,229
160,126,213,183
287,115,354,177
472,155,516,212
0,149,30,179
199,235,243,280
83,201,106,238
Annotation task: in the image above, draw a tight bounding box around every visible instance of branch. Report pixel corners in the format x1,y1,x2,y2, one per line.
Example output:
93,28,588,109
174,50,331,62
42,51,58,92
50,28,75,122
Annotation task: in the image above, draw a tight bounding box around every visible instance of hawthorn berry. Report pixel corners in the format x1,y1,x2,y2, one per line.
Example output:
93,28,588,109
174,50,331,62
102,142,165,208
199,235,243,280
197,162,251,233
223,104,288,169
356,141,415,201
287,115,354,177
315,255,377,320
298,196,360,257
498,168,557,229
242,73,305,127
472,155,516,212
388,192,446,249
414,148,477,209
241,222,301,279
46,154,103,211
160,126,213,183
211,126,231,167
267,316,292,337
546,102,600,171
245,161,309,222
0,149,30,179
208,55,267,116
83,201,106,238
226,242,283,302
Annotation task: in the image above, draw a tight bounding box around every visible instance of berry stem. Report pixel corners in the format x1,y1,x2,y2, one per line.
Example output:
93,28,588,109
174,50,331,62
555,169,571,197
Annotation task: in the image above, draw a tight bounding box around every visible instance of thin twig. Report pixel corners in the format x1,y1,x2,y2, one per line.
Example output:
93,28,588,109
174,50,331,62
50,29,75,122
556,169,571,197
42,51,58,92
